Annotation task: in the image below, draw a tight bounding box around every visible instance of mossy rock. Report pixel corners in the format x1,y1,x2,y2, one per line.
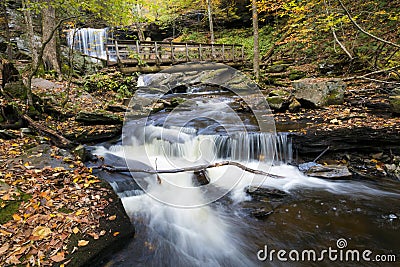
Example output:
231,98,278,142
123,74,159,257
269,89,290,97
267,96,285,110
3,81,27,99
289,98,301,112
266,64,288,73
288,70,306,81
390,95,400,115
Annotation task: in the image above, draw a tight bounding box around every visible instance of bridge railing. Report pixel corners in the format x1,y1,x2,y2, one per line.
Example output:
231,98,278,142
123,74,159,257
105,40,244,66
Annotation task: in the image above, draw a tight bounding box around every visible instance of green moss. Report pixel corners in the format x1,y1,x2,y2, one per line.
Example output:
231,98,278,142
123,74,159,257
58,207,73,214
324,89,344,105
288,70,306,81
390,96,400,114
0,189,31,224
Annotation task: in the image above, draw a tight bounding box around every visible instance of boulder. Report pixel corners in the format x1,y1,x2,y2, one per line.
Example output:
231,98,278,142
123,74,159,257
389,95,400,114
306,164,352,179
292,78,346,108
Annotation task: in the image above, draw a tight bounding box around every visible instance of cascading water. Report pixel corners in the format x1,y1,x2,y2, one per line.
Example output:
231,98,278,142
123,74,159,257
92,77,400,266
66,28,112,61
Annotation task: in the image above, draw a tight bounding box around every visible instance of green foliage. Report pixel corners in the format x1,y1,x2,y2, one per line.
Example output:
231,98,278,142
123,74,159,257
83,72,137,99
216,26,274,60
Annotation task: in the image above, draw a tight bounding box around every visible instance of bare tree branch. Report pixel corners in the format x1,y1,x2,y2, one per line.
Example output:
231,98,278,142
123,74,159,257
343,64,400,84
338,0,400,49
324,0,353,59
96,161,285,179
332,27,353,60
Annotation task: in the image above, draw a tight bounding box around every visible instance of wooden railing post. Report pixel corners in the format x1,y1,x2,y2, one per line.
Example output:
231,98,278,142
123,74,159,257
185,43,189,61
136,40,140,61
241,45,244,61
170,42,174,63
115,40,120,63
222,44,225,62
199,44,202,61
232,44,235,62
155,41,160,64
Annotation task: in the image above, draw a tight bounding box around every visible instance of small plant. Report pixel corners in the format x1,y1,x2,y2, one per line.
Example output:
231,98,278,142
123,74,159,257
82,71,137,98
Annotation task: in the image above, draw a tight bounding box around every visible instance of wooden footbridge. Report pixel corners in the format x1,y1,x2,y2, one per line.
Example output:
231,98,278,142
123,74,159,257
105,40,245,73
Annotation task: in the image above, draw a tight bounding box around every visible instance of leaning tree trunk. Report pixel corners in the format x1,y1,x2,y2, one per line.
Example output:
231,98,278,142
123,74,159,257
252,0,260,81
42,0,62,76
21,0,37,105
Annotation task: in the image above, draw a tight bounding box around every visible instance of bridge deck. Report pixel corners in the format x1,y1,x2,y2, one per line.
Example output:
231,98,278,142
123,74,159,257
105,40,245,68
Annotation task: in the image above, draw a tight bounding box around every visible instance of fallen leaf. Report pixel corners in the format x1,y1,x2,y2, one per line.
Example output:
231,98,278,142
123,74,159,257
51,252,65,262
108,215,117,221
32,226,52,240
78,240,89,247
6,255,21,264
113,232,120,237
12,213,22,221
72,227,79,234
0,243,9,255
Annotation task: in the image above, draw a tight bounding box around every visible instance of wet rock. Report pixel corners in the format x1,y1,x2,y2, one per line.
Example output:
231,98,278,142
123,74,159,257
73,144,95,162
246,186,288,200
193,170,210,186
251,208,274,219
389,95,400,115
106,105,127,112
292,78,346,108
306,164,352,179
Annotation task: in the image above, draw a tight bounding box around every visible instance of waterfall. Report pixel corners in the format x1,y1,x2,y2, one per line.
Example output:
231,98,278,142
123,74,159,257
66,28,111,61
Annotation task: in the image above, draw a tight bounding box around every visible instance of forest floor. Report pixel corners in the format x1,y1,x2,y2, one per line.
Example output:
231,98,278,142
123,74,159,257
1,66,400,266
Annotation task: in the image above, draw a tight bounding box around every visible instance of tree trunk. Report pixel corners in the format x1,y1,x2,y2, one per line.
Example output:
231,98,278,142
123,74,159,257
206,0,215,44
1,0,12,59
252,0,260,81
42,1,62,76
21,0,36,105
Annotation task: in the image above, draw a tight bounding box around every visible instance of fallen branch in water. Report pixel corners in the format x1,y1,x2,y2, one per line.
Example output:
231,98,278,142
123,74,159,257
95,161,285,179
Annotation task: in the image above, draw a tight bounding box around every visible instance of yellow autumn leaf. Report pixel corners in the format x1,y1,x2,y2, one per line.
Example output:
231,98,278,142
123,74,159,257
32,226,52,240
108,215,117,221
113,232,120,237
75,209,82,216
73,227,79,234
12,214,21,221
78,240,89,247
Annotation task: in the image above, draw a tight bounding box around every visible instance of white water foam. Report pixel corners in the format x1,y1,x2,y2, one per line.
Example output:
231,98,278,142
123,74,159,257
93,125,397,266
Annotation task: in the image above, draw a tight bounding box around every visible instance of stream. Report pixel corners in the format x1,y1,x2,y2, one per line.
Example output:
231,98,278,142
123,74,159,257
91,82,400,266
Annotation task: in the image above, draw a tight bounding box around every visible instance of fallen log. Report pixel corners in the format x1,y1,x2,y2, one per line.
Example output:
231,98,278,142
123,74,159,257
21,113,73,148
95,161,285,179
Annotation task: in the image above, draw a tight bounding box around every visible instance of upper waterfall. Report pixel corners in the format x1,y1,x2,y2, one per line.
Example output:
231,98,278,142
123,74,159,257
66,28,111,61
